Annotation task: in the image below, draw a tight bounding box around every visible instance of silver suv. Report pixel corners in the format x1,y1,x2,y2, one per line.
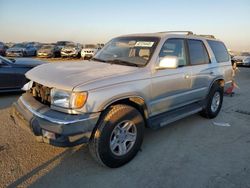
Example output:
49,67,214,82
11,31,232,167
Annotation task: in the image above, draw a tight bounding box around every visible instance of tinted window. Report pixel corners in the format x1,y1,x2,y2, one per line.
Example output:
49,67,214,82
207,40,229,63
159,38,187,66
187,40,210,65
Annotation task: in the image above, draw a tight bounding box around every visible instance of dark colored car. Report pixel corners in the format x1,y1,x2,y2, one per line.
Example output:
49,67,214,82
0,42,9,56
0,56,45,92
37,44,61,58
6,43,37,57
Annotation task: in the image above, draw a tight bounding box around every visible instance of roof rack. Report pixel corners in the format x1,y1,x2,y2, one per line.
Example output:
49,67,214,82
157,31,216,39
196,34,216,39
158,31,194,35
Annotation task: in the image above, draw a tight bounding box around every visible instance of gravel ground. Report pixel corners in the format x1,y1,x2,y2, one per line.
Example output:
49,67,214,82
0,68,250,188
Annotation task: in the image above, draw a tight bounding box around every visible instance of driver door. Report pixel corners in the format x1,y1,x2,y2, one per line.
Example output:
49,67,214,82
150,38,193,116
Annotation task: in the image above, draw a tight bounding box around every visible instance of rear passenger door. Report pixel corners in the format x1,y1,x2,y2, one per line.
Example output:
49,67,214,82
187,39,212,100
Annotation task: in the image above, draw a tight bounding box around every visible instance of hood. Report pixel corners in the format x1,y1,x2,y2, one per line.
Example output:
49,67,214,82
62,47,76,51
25,60,139,91
12,58,46,67
7,47,26,52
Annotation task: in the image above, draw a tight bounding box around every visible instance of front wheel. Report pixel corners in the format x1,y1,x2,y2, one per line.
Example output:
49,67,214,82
89,104,144,168
200,83,224,119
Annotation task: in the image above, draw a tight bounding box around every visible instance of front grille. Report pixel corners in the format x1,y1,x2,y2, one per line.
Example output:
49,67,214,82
29,82,51,105
85,51,93,53
64,50,72,53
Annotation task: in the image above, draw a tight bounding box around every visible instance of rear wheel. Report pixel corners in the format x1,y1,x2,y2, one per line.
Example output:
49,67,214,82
200,83,224,118
89,104,144,168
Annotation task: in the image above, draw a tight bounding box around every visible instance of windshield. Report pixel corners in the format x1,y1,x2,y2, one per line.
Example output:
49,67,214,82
13,43,25,48
85,44,97,48
65,43,76,48
93,37,159,67
56,41,71,46
41,45,54,49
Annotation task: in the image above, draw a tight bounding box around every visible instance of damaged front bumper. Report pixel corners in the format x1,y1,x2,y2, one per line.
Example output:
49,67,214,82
11,93,100,147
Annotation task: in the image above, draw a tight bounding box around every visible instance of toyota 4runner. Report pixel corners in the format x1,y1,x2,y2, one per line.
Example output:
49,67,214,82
11,31,232,168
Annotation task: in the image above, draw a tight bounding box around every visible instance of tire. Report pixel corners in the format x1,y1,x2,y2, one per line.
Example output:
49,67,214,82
89,104,144,168
200,83,224,119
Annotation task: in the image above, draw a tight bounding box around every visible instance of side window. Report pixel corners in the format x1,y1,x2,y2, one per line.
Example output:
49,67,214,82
207,40,229,63
187,40,210,65
159,38,187,66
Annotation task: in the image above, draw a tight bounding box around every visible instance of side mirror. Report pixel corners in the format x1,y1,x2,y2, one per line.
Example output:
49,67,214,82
156,56,178,70
8,58,16,63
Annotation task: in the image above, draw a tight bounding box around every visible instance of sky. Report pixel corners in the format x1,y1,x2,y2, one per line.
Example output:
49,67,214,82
0,0,249,51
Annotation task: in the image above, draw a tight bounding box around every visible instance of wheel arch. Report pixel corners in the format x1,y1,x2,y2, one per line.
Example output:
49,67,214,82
208,77,225,92
203,77,225,108
99,96,150,127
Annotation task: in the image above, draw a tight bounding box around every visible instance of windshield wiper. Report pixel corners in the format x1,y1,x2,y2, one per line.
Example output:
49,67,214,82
106,59,139,67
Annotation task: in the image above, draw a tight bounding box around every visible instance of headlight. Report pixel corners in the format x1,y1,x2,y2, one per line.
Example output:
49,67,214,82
51,88,87,109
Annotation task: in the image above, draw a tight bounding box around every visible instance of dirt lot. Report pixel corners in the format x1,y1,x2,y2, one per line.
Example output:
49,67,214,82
0,67,250,188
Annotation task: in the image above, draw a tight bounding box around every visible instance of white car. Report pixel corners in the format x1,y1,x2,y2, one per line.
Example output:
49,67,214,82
232,54,250,66
81,44,100,59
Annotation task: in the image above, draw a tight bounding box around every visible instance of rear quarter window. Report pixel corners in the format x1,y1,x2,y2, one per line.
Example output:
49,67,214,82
207,40,229,63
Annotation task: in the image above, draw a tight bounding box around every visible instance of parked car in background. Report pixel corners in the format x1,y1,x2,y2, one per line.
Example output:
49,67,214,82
27,42,42,51
12,31,232,167
5,42,15,48
55,41,73,57
0,56,45,92
81,44,99,59
6,43,37,57
0,42,9,56
37,44,61,58
242,57,250,66
61,43,82,58
232,52,250,66
55,41,72,50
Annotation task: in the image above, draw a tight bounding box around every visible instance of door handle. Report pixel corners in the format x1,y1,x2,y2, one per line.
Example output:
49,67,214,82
184,74,190,79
